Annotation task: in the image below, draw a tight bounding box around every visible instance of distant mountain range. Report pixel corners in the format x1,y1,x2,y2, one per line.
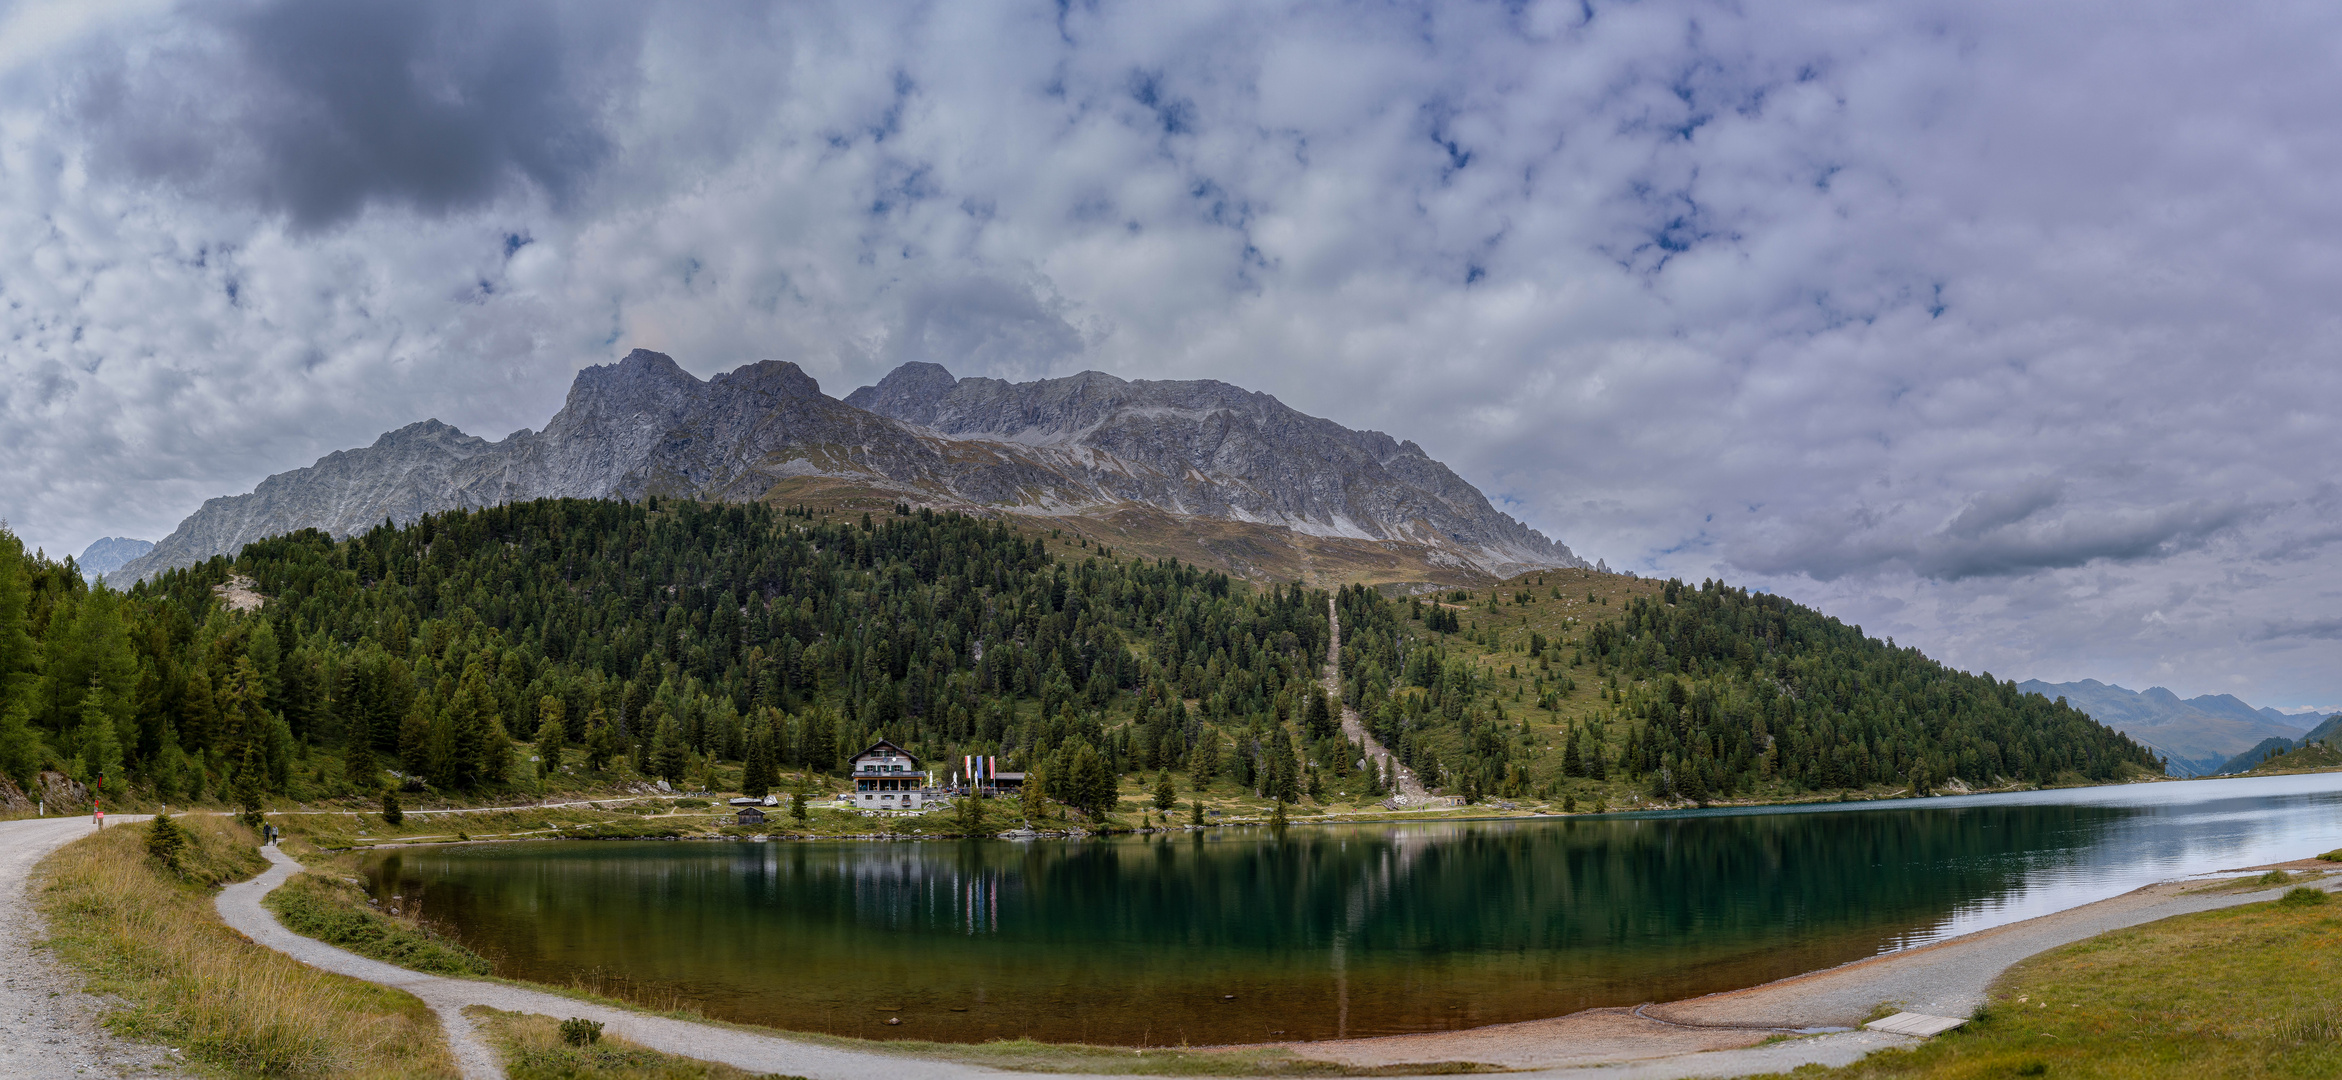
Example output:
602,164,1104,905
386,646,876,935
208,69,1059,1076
2211,715,2342,775
75,536,153,580
2017,678,2312,776
117,350,1586,583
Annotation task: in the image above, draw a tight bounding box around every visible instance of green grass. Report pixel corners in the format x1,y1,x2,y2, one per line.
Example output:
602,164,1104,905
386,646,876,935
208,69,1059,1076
1769,888,2342,1078
265,870,492,976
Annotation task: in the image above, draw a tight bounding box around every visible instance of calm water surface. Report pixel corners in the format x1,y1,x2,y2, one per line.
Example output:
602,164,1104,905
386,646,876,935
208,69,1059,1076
363,773,2342,1045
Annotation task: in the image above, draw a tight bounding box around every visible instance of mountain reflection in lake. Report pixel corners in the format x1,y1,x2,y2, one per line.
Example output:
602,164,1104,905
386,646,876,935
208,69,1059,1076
363,773,2342,1045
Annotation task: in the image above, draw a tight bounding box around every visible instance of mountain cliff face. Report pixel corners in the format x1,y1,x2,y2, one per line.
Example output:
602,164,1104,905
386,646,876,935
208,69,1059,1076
842,363,1574,570
119,350,1586,581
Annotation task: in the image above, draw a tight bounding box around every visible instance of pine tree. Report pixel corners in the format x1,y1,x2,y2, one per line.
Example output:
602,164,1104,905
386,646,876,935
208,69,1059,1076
742,731,775,798
583,708,617,772
1268,727,1300,804
650,716,689,784
0,531,36,719
0,704,39,789
1152,770,1177,811
339,662,376,788
1305,686,1333,739
1189,730,1219,790
72,689,122,787
535,696,566,749
380,787,404,825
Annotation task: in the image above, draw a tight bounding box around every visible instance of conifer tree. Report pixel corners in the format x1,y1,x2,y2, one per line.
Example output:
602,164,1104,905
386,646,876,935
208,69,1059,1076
1189,730,1219,791
649,716,689,784
1305,686,1333,739
72,689,122,787
741,731,775,798
583,708,617,772
0,704,40,789
1153,770,1177,811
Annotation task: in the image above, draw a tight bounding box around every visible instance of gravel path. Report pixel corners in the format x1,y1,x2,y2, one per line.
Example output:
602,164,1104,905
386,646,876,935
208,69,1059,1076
0,814,184,1080
217,844,1073,1080
1325,598,1427,800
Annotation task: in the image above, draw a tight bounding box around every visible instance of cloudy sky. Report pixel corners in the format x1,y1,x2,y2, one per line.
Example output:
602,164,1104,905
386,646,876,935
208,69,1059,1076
1,0,2337,711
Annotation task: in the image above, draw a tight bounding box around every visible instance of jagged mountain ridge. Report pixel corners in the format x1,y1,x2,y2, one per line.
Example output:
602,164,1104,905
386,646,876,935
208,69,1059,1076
118,350,1585,581
843,362,1572,568
2016,678,2309,776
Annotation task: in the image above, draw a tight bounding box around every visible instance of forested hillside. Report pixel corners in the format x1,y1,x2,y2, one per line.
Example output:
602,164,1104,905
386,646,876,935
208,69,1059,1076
0,501,2160,816
1337,576,2164,806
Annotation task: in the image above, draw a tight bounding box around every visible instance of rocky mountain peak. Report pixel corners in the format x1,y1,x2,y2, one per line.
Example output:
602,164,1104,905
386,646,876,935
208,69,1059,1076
709,358,826,400
120,349,1589,582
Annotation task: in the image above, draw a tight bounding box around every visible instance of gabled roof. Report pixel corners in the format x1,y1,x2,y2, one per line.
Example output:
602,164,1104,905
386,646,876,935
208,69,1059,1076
849,739,920,767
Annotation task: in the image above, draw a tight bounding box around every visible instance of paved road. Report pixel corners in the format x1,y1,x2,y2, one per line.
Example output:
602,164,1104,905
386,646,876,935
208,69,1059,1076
0,814,181,1080
1325,597,1427,800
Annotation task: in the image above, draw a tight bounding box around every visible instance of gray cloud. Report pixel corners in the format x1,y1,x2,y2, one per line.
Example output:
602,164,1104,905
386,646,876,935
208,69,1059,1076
73,0,641,228
1,0,2339,708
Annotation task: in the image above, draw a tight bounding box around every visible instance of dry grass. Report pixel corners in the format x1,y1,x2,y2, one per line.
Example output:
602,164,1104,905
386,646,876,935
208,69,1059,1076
35,814,461,1079
467,1007,792,1080
1768,889,2342,1078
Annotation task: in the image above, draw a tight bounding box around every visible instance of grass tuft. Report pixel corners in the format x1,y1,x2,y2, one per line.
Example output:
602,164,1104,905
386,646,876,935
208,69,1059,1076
37,815,459,1079
469,1007,797,1080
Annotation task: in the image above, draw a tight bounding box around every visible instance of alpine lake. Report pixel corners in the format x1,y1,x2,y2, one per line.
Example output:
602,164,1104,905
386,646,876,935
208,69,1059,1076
360,772,2342,1047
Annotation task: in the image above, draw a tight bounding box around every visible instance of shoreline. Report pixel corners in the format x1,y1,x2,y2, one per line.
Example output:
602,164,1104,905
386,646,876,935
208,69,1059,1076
8,811,2338,1079
1274,854,2339,1073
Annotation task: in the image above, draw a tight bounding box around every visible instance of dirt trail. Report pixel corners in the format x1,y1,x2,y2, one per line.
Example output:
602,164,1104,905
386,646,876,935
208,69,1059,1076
1325,597,1428,800
0,814,184,1079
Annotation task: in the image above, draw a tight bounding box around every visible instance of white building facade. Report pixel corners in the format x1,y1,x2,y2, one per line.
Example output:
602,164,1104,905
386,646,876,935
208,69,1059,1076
845,739,936,810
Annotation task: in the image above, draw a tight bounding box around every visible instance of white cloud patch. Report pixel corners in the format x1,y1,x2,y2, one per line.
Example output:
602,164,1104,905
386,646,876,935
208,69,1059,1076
0,0,2338,708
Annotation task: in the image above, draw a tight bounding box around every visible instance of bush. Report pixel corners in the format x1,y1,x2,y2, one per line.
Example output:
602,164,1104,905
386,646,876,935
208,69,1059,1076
2279,886,2330,908
2258,870,2295,886
559,1017,603,1046
144,814,187,876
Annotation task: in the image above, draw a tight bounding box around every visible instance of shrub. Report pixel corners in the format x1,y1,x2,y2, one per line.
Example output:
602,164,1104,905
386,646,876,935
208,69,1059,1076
558,1017,603,1046
144,814,187,876
2279,886,2330,908
2257,870,2295,886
